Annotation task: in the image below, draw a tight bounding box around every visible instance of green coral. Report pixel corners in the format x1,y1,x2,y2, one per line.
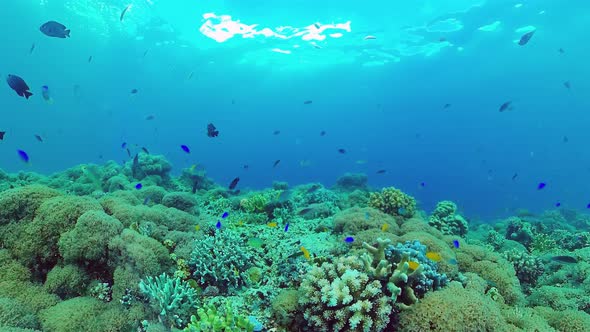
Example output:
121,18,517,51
183,303,254,332
530,233,557,253
240,194,268,213
428,200,468,236
368,187,416,217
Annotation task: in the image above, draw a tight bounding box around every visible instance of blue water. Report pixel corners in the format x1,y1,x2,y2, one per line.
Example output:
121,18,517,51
1,0,589,219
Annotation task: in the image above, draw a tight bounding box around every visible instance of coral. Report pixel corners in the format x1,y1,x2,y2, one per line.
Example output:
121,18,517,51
428,200,468,236
541,308,590,332
239,194,268,214
299,255,394,332
397,281,510,331
39,297,132,331
0,297,39,329
44,265,89,299
505,217,534,248
0,280,59,314
188,230,253,291
139,273,199,328
271,289,300,328
503,250,544,292
368,187,416,218
0,185,61,225
333,207,399,237
108,229,172,276
486,229,506,251
530,232,557,253
333,173,369,192
528,286,590,312
184,303,254,332
58,210,123,265
126,153,172,181
162,192,198,213
89,282,112,302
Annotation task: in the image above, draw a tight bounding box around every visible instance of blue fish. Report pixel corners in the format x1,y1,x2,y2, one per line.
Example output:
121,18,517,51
284,223,289,232
221,212,229,219
181,145,190,153
420,182,425,187
17,150,29,163
448,258,458,265
344,236,354,243
135,183,142,190
216,220,221,229
452,240,460,248
555,202,561,207
364,212,370,220
587,203,590,209
537,182,546,190
121,142,127,149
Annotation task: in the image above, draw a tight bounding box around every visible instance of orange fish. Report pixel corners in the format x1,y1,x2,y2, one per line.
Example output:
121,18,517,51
300,246,311,260
408,261,420,270
426,252,442,262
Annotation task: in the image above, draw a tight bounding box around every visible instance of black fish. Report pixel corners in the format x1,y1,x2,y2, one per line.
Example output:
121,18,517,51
6,75,33,99
518,30,535,46
307,184,321,193
130,88,138,94
563,136,569,143
563,81,571,89
338,148,346,154
34,134,43,142
558,48,565,54
551,255,577,264
314,23,320,29
126,148,131,157
145,115,155,120
132,153,139,178
143,49,149,57
243,164,249,170
40,21,70,38
120,4,131,21
303,100,313,104
0,131,5,140
320,131,326,136
376,169,386,174
228,177,240,190
273,130,281,135
141,147,149,154
207,123,219,138
88,56,93,63
499,101,513,112
512,173,518,181
273,160,281,168
29,43,35,54
443,103,451,109
298,207,313,215
192,177,200,194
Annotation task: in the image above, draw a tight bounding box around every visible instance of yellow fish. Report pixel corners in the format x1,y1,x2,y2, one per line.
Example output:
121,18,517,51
190,164,197,173
300,246,311,261
194,225,201,231
408,261,420,270
381,223,389,232
426,252,442,262
267,222,278,228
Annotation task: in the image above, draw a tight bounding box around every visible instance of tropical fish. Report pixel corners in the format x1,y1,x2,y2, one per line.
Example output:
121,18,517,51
121,142,127,149
248,238,264,248
6,75,33,99
364,35,377,40
303,100,313,105
130,88,138,94
537,182,546,190
408,261,420,270
284,223,289,232
29,43,36,54
563,81,571,89
135,183,142,190
207,123,219,138
426,252,442,262
194,225,201,231
221,212,229,219
143,196,151,205
499,101,513,112
364,212,370,220
145,114,155,120
34,134,43,142
40,21,70,38
452,240,460,248
0,131,5,140
307,184,321,193
141,147,149,154
512,173,518,181
41,85,53,104
338,149,346,154
298,207,313,215
216,221,221,229
551,255,577,264
120,4,132,21
381,223,389,232
300,246,311,260
267,222,278,228
518,30,535,46
344,236,354,243
180,145,190,153
273,130,281,135
376,169,386,174
17,149,30,163
320,131,326,136
228,177,240,190
555,202,561,207
273,160,281,168
88,56,93,63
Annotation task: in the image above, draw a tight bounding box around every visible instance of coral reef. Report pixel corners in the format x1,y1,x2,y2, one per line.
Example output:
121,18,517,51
428,200,468,236
368,187,416,218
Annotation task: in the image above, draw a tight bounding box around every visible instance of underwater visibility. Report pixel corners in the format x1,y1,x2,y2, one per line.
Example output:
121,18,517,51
2,0,590,331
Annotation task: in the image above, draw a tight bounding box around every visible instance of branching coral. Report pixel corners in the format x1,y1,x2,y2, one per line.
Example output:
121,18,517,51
505,217,534,248
428,200,468,236
368,187,416,218
503,250,544,292
184,303,254,332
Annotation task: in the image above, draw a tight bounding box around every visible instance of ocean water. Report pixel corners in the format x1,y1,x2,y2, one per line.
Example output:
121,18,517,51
2,1,590,331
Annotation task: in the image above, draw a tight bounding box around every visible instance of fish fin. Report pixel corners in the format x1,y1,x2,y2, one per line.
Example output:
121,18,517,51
24,91,33,99
65,29,71,37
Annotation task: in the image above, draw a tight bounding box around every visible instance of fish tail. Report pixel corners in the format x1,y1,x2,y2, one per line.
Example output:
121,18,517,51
65,29,71,37
24,91,33,99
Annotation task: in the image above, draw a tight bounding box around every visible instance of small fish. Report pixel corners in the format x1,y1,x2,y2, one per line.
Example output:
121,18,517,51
243,164,249,170
426,252,442,262
29,43,36,54
555,202,561,207
300,246,311,260
420,182,426,187
191,177,200,194
344,236,354,243
448,258,458,265
587,203,590,209
338,148,346,154
443,103,451,109
558,48,565,54
267,222,278,228
121,142,127,149
216,220,222,229
408,261,420,270
6,75,33,99
551,255,577,264
303,100,313,104
17,149,30,163
221,212,229,219
298,207,313,215
41,85,53,104
248,237,264,248
34,134,43,142
314,23,320,29
145,114,155,120
381,223,389,232
320,131,326,136
187,72,194,80
207,123,219,138
512,173,518,181
284,223,289,232
563,81,571,89
376,169,386,174
143,196,151,205
120,4,132,21
273,159,281,168
452,240,460,248
307,184,321,193
180,145,190,153
40,21,70,38
130,88,138,94
135,183,142,190
398,207,407,215
364,212,370,220
563,136,569,143
88,56,93,63
364,35,377,40
194,224,201,231
228,177,240,190
537,182,546,190
518,30,535,46
499,101,513,112
141,147,149,154
143,49,149,57
0,131,5,140
273,130,281,135
126,148,131,158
